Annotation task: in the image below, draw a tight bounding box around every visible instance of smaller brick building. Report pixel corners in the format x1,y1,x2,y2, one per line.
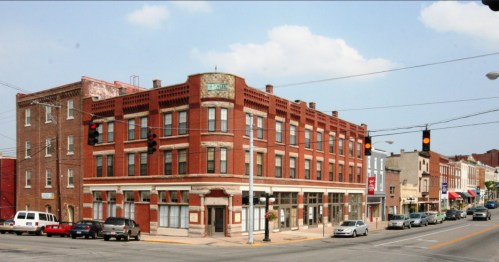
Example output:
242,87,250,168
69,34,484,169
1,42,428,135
385,166,401,219
0,153,16,220
472,149,499,167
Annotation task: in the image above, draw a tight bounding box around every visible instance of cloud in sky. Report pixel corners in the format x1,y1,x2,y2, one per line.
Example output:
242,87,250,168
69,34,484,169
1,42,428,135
172,1,213,14
192,25,399,78
420,1,499,44
126,4,169,29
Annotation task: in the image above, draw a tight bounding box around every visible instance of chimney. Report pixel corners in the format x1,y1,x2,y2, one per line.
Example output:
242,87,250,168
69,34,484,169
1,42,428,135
332,111,338,118
153,79,162,88
119,87,127,95
309,102,316,109
266,84,273,94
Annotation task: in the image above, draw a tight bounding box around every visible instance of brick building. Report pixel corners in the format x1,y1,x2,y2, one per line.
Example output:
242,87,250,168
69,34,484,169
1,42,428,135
472,149,499,167
16,77,145,222
428,151,441,211
81,72,368,237
0,153,16,220
384,166,401,220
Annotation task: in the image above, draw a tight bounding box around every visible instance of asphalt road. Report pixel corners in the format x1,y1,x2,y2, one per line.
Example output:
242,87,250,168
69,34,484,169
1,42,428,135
1,209,499,262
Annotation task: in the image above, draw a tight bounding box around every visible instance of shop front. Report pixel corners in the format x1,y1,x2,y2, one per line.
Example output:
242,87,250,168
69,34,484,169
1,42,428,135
272,192,299,231
303,192,324,228
328,193,344,225
348,193,362,220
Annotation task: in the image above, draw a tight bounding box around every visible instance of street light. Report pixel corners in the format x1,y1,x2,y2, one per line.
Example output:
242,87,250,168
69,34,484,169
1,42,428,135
486,71,499,80
407,195,415,213
259,189,275,242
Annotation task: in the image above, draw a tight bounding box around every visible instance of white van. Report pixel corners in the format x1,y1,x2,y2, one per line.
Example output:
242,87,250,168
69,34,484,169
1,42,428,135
13,211,59,235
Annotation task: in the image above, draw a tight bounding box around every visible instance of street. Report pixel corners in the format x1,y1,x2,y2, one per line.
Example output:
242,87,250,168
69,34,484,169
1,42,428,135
1,209,499,262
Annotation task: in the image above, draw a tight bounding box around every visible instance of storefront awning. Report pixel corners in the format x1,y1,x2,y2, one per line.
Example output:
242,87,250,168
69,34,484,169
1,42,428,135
448,192,462,199
468,190,478,197
458,192,473,198
473,189,481,197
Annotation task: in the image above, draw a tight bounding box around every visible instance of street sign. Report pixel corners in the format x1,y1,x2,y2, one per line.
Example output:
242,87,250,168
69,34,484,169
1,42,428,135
368,177,376,195
442,183,448,194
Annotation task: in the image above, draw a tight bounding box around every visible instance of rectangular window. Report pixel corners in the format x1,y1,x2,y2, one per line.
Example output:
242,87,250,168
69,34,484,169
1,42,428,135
26,141,31,157
107,155,114,177
220,148,227,174
26,109,31,126
339,138,344,155
390,186,395,196
128,119,135,141
93,192,103,220
349,166,353,183
349,140,354,157
164,113,172,136
97,124,103,144
257,153,263,176
339,164,344,182
107,122,114,143
124,191,134,220
329,163,334,181
357,166,361,183
208,108,216,132
178,111,187,135
68,168,74,186
305,160,310,179
140,153,147,176
46,138,52,156
67,100,74,118
68,135,74,153
257,117,264,139
245,151,250,176
275,155,282,178
245,114,251,137
128,154,135,176
305,130,311,149
46,169,52,186
317,161,322,180
290,157,296,178
276,122,283,143
107,192,116,218
26,170,31,187
380,172,384,190
207,147,215,173
290,125,297,145
140,117,148,139
140,191,150,202
221,108,228,133
178,150,187,175
46,106,52,122
317,132,323,151
164,151,172,175
96,156,103,177
357,143,361,158
329,135,334,153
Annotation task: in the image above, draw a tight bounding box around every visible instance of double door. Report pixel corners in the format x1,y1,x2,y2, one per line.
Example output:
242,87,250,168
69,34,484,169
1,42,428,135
207,206,225,237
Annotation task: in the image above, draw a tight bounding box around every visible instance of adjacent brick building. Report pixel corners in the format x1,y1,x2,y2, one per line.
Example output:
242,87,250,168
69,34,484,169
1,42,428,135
0,153,16,220
472,149,499,167
384,166,401,219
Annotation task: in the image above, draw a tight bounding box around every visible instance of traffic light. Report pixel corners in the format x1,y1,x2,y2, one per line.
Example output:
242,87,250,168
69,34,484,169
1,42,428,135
88,121,100,146
364,136,372,156
147,133,157,154
482,0,499,11
422,130,430,152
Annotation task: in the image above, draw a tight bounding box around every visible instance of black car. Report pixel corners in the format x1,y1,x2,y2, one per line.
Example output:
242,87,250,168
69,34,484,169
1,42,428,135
445,210,460,220
467,207,476,215
69,220,104,239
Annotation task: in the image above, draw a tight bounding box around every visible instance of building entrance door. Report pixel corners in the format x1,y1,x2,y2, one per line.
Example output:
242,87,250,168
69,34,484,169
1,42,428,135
369,206,373,222
207,206,225,237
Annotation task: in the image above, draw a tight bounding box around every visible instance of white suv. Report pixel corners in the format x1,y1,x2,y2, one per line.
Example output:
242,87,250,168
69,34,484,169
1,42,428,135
13,211,59,236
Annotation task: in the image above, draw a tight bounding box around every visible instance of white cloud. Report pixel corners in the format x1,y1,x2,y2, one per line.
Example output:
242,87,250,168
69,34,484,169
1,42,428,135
420,1,499,44
126,4,169,29
173,1,212,14
191,25,398,78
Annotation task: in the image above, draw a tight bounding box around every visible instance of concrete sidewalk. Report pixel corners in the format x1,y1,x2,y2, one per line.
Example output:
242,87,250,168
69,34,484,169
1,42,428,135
142,221,388,247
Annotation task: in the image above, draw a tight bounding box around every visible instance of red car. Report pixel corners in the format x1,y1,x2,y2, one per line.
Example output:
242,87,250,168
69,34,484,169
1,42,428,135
45,222,72,237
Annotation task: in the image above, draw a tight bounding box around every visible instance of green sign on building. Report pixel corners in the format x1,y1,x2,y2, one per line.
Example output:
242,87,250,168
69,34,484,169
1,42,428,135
207,83,229,91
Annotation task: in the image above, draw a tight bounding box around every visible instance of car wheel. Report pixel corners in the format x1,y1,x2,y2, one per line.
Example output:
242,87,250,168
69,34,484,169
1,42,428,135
364,229,368,236
408,224,411,229
36,228,45,236
402,224,405,230
85,235,89,239
0,231,5,234
47,234,52,237
489,216,491,220
92,231,97,239
135,232,141,241
59,234,65,238
352,231,357,238
124,232,130,242
72,234,76,239
473,218,476,221
116,237,121,241
15,232,22,235
104,236,110,241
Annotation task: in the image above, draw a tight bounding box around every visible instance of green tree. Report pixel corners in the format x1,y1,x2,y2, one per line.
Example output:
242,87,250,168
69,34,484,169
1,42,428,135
484,181,497,199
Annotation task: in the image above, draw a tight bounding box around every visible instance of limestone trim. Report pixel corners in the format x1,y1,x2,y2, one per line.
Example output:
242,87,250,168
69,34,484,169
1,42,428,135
189,206,204,212
289,152,299,158
93,117,116,123
160,134,189,140
201,101,234,108
317,128,324,132
89,186,118,191
329,159,336,163
243,107,267,118
83,203,92,208
121,185,153,191
305,124,313,130
159,143,189,150
275,150,285,156
349,162,354,166
150,205,158,211
160,105,189,113
124,147,147,153
329,131,336,136
242,145,267,153
275,116,285,122
339,134,345,139
200,141,234,148
290,120,298,126
349,137,355,141
124,111,149,119
93,150,115,156
201,133,234,137
357,163,363,167
339,160,345,164
304,155,313,160
156,185,191,191
317,157,324,161
357,139,363,143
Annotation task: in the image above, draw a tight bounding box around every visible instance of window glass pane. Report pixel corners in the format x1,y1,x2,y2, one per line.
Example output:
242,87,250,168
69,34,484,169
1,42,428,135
170,206,179,228
208,108,216,132
159,205,168,227
108,122,114,143
128,119,135,140
221,108,228,133
179,111,187,135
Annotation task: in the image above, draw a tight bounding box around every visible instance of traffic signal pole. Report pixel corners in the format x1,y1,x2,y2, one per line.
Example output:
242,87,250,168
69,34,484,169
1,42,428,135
248,114,254,244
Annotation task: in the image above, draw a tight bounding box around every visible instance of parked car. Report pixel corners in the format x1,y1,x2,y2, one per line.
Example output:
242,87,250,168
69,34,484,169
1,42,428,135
388,214,411,230
466,207,476,215
69,220,103,239
445,210,460,220
46,222,73,237
473,208,491,221
426,212,444,224
485,201,497,209
102,217,140,241
409,213,428,227
333,220,368,238
456,210,467,219
13,211,59,236
0,219,15,234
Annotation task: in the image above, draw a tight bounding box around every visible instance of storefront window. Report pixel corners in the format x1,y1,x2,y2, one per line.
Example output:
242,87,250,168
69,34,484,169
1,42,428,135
158,190,189,229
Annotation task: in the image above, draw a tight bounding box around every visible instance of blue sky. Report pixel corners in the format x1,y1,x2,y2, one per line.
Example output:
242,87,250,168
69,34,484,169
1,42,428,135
1,1,499,158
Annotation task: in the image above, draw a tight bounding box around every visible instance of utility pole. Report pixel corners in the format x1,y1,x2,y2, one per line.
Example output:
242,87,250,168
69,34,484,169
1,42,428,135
248,114,254,244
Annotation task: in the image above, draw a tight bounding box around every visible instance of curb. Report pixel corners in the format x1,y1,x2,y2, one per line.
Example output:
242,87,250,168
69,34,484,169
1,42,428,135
142,240,196,245
141,237,322,247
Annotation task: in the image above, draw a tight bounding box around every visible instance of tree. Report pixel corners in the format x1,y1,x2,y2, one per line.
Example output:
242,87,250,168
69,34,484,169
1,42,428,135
484,181,497,199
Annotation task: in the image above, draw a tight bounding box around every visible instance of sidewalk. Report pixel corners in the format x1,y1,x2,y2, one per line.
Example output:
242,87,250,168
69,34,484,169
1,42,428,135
142,221,387,247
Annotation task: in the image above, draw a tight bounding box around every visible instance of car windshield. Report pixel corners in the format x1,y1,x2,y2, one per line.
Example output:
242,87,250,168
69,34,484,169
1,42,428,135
340,221,356,227
475,209,487,212
392,215,405,220
76,221,93,225
409,214,421,218
427,212,437,216
487,201,494,204
104,218,125,225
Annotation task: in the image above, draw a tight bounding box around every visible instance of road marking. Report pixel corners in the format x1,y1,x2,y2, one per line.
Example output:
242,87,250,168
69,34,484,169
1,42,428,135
374,224,470,247
427,224,499,249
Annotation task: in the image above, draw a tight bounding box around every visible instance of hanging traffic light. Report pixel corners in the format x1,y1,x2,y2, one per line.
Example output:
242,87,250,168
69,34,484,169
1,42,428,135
364,136,372,156
147,133,157,154
88,121,100,146
422,130,430,152
482,0,499,11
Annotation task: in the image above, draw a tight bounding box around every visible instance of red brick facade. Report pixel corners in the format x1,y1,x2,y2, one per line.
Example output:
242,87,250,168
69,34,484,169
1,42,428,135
0,156,16,219
385,167,401,218
472,149,499,167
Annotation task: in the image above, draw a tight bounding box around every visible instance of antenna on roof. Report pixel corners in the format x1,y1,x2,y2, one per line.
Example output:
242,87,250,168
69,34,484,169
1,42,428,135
215,65,217,72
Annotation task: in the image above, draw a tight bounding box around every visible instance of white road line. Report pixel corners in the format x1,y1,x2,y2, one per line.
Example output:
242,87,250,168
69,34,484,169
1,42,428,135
374,224,470,247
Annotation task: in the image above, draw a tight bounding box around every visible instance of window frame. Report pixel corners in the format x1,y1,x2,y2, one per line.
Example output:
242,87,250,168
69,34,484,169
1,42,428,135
26,141,31,158
207,147,215,174
290,125,297,145
245,114,251,137
339,138,344,155
220,148,227,174
26,170,31,187
68,168,74,186
107,155,114,177
128,153,135,176
275,155,282,178
276,121,283,143
220,108,228,133
46,169,52,187
329,163,334,181
25,109,31,126
290,157,296,179
349,140,354,157
46,138,52,156
208,107,216,132
96,156,103,177
305,130,311,149
140,117,148,139
178,149,187,175
140,152,147,176
257,117,264,139
305,160,310,179
339,164,344,182
67,99,74,119
107,122,114,143
357,166,361,183
164,113,172,137
128,119,135,141
357,142,361,158
45,106,52,123
317,132,323,151
164,151,172,176
178,111,187,135
245,151,250,176
317,161,322,180
329,135,334,153
257,152,263,177
68,135,74,154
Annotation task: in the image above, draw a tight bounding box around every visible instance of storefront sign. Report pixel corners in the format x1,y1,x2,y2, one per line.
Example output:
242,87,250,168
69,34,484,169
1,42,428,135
280,209,285,222
41,193,54,199
442,183,448,194
207,83,229,91
309,207,313,219
368,177,376,195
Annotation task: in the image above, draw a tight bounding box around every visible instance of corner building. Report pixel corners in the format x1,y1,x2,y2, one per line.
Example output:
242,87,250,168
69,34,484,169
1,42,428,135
82,73,367,237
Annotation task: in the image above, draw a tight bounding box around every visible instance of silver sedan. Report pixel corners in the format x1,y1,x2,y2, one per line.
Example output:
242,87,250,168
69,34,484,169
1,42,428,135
333,220,368,238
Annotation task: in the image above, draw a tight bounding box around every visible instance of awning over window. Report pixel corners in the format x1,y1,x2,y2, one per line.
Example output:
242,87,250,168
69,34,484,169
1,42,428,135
458,192,473,198
468,190,478,197
448,192,461,199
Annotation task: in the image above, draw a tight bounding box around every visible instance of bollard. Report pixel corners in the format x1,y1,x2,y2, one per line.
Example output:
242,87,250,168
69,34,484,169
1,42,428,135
376,217,378,229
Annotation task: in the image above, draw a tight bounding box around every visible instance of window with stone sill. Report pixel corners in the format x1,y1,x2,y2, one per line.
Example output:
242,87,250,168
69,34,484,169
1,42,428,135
158,190,189,229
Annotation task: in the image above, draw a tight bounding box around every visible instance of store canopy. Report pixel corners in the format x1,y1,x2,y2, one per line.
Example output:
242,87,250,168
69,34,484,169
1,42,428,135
472,189,480,197
458,192,473,198
448,192,461,199
468,190,478,197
